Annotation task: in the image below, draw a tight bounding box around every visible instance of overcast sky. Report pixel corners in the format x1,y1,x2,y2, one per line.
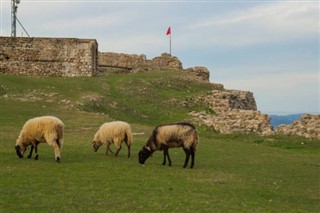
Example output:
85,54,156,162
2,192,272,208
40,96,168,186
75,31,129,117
1,0,319,115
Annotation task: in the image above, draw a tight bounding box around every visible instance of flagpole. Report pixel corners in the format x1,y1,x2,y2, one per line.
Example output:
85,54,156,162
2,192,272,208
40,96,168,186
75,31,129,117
166,26,172,55
169,33,171,55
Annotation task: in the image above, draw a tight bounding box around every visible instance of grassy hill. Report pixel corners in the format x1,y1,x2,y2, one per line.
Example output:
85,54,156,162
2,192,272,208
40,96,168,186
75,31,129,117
1,70,319,212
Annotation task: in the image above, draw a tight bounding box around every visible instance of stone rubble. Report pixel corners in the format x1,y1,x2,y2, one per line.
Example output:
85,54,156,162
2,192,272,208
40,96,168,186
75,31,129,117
276,114,320,140
186,87,274,135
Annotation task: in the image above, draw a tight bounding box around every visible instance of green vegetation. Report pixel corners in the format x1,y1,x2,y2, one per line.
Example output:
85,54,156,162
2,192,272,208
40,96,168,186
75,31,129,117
1,71,319,212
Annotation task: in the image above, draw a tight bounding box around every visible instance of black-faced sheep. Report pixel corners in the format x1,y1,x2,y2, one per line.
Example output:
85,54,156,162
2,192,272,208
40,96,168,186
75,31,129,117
138,122,198,168
15,116,64,163
92,121,133,158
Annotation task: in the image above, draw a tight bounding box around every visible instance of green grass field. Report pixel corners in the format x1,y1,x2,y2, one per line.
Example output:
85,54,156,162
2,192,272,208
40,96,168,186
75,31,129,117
1,71,319,212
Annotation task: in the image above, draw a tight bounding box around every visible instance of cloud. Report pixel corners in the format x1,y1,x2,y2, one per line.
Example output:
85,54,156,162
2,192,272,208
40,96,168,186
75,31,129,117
4,1,318,50
220,72,319,91
187,2,319,47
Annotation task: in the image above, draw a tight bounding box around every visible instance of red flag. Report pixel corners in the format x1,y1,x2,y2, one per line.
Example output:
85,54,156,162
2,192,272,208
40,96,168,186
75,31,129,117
166,27,171,35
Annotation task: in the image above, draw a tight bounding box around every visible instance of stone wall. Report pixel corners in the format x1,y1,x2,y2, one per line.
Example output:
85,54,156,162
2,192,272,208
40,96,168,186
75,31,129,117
98,52,146,69
0,36,98,77
276,114,320,140
99,52,212,82
99,52,183,71
189,110,273,135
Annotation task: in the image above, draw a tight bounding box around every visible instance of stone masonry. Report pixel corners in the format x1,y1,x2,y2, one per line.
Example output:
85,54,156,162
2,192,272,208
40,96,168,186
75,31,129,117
0,36,98,77
276,114,320,140
189,89,273,135
99,52,183,71
98,52,211,81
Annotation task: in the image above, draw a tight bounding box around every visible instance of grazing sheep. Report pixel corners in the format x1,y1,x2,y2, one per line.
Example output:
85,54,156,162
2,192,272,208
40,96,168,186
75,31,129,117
15,116,64,163
92,121,133,158
138,122,198,168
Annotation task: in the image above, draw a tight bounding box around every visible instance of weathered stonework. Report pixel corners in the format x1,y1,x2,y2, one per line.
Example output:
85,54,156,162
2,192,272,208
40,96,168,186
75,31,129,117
0,36,98,77
99,52,183,71
98,52,146,69
204,89,257,112
276,114,320,140
189,110,273,135
150,53,183,70
188,89,272,135
185,66,210,82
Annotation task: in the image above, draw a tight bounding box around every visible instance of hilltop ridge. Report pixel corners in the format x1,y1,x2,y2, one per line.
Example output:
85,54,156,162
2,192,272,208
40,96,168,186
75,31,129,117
97,52,274,136
1,36,319,139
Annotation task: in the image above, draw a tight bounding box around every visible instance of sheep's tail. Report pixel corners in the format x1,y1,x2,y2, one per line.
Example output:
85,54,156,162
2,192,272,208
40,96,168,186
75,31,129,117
56,123,64,148
193,130,199,151
190,127,199,152
125,128,133,147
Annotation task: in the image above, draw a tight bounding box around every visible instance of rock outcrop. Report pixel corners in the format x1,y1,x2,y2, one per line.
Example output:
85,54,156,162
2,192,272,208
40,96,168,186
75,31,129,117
189,110,273,135
276,114,320,140
150,53,182,70
203,90,257,113
188,88,273,135
185,66,210,82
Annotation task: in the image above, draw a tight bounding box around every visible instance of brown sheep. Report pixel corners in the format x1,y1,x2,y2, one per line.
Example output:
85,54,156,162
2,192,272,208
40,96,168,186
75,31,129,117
138,122,198,168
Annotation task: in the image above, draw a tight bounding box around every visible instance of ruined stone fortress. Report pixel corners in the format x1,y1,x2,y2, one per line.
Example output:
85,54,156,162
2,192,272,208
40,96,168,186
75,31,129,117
1,36,319,140
0,36,201,78
0,37,98,77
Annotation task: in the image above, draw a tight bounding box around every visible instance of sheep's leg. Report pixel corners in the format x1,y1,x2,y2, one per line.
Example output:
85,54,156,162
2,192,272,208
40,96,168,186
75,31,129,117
190,148,195,169
167,150,172,166
106,143,115,156
27,145,34,159
162,148,172,166
162,150,166,166
34,144,39,160
51,140,61,163
127,145,131,158
125,140,131,158
111,138,124,157
108,147,116,155
105,143,109,155
183,148,191,168
113,139,122,157
114,146,122,157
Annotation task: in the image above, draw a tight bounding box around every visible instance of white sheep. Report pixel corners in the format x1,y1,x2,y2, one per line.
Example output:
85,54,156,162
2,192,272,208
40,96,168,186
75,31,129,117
15,116,64,163
138,122,198,168
92,121,133,158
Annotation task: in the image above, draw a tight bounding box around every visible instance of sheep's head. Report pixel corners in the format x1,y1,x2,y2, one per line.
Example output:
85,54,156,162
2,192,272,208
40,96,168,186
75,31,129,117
138,146,152,165
15,144,25,158
92,141,102,152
